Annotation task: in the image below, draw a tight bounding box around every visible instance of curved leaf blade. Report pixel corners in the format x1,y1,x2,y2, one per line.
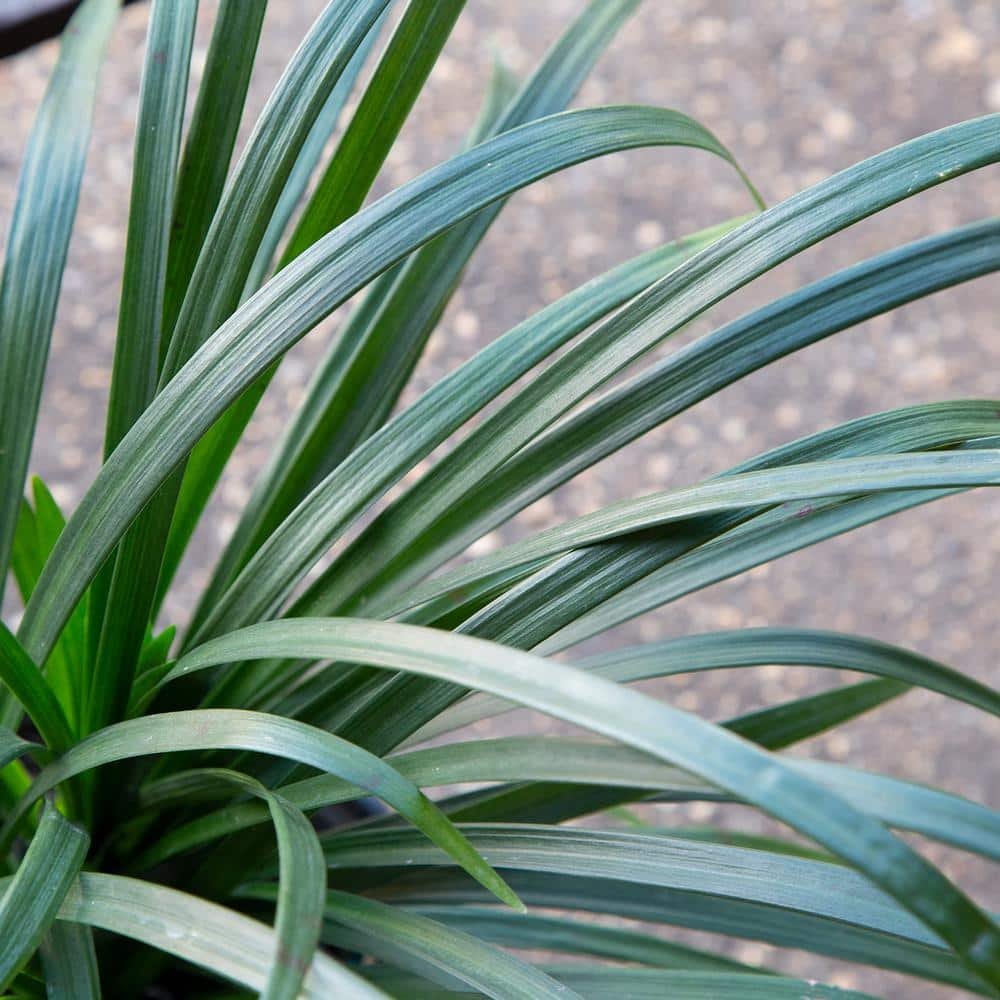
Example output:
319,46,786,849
0,803,88,991
0,0,117,605
165,619,1000,988
2,710,520,912
21,105,747,668
48,872,387,999
320,218,1000,614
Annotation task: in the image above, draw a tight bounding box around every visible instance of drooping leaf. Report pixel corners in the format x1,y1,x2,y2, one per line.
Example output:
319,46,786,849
315,889,577,1000
315,218,1000,615
2,710,520,912
422,627,1000,743
171,769,325,1000
373,870,987,994
20,104,745,675
166,618,1000,988
44,872,388,999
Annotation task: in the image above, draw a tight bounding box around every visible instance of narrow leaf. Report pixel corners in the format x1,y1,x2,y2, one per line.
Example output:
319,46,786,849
0,0,116,603
165,619,1000,988
39,922,101,1000
0,803,88,991
2,710,520,912
48,872,387,999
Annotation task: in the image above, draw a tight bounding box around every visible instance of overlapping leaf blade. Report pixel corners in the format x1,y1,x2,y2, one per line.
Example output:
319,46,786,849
0,0,117,606
313,217,1000,615
2,709,520,912
46,872,388,998
20,104,744,669
0,803,88,990
165,618,1000,988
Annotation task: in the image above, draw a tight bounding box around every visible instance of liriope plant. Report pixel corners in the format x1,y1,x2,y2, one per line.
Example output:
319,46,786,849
0,0,997,997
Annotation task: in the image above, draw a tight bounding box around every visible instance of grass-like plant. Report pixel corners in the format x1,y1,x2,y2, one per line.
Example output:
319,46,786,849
0,0,998,997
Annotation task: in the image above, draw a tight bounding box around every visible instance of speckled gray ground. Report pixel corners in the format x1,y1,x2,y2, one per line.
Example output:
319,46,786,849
1,2,999,996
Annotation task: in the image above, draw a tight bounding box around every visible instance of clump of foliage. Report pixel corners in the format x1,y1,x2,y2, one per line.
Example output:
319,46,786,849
0,0,998,997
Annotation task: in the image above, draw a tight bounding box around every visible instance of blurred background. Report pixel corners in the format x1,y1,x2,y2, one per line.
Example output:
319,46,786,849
1,2,998,996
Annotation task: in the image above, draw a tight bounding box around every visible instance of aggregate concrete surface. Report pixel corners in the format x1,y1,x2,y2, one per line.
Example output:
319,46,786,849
1,2,998,996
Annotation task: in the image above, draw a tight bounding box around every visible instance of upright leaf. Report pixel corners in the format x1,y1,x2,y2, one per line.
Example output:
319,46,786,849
103,0,197,458
0,0,117,605
80,0,395,734
283,0,466,262
154,6,388,612
86,0,198,733
19,105,747,668
0,803,88,991
160,0,269,355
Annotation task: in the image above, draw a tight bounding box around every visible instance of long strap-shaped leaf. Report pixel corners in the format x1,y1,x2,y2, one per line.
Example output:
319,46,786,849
83,0,393,736
0,0,116,606
20,106,744,668
313,216,1000,614
86,0,198,733
359,963,878,1000
321,823,939,949
203,222,741,711
476,451,998,659
199,116,1000,642
163,620,1000,988
194,0,650,612
236,403,1000,736
313,890,577,1000
163,0,392,376
378,868,986,994
160,0,268,354
177,769,324,1000
409,906,763,974
0,709,519,912
134,731,1000,869
10,478,88,731
103,0,197,458
0,803,88,991
419,627,1000,743
183,1,480,626
39,921,101,1000
25,872,388,999
539,968,876,1000
154,9,387,616
397,408,1000,638
0,623,73,753
396,449,1000,611
282,0,466,261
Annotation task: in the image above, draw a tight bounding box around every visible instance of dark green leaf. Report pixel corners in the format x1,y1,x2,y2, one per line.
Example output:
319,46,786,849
39,922,100,1000
0,803,88,991
2,710,520,912
164,619,1000,989
0,0,116,605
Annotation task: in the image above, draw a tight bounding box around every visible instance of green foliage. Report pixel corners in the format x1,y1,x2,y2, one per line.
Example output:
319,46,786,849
0,1,997,997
